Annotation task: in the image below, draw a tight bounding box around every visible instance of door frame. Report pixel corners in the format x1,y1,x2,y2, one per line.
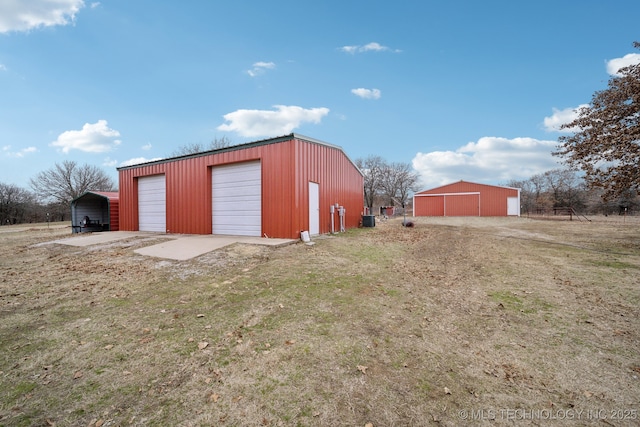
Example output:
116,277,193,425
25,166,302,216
309,181,320,235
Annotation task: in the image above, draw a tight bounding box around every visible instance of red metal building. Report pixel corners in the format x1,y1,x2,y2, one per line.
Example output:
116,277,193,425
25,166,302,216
117,134,364,239
413,181,520,217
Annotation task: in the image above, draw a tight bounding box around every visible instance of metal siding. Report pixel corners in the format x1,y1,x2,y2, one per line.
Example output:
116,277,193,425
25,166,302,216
92,192,119,231
293,139,364,235
109,198,119,231
447,194,480,216
480,186,507,216
414,181,519,217
261,141,296,238
165,156,211,234
118,136,363,238
413,195,444,216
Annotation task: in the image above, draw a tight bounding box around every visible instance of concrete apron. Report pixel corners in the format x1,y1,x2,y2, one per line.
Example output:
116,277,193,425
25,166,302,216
53,231,295,260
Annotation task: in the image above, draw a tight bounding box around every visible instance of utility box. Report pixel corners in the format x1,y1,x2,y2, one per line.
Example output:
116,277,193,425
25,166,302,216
362,215,375,227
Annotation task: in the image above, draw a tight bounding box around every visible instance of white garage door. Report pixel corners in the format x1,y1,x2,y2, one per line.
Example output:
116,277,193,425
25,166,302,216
212,161,261,236
138,175,166,232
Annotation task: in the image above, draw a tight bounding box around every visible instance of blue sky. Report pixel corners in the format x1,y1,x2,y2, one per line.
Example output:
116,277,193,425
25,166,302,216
1,0,639,191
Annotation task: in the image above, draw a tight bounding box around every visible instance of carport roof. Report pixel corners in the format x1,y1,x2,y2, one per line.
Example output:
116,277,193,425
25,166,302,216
72,191,119,203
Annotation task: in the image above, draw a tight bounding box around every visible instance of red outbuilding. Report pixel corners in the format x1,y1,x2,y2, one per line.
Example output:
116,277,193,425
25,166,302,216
117,134,364,239
413,181,520,217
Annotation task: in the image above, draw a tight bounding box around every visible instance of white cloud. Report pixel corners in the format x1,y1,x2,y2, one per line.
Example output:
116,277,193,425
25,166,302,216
543,104,588,133
0,0,84,33
606,53,640,76
340,42,400,54
2,145,37,158
217,105,330,137
412,136,560,189
247,61,275,77
351,88,381,100
141,143,152,151
119,156,164,167
50,120,121,153
0,64,7,71
340,45,358,54
102,157,118,167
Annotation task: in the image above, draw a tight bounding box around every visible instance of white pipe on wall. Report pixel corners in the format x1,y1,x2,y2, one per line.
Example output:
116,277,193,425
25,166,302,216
330,205,335,234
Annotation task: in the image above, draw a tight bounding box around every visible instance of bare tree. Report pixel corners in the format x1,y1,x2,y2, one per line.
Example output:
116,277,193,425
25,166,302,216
508,173,583,215
506,179,535,213
0,183,36,225
355,155,385,210
380,161,421,208
356,156,421,212
171,136,234,157
543,168,586,209
555,41,640,200
29,161,115,205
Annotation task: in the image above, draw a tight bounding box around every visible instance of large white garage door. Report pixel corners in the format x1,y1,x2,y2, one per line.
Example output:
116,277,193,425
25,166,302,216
212,161,261,236
138,175,166,232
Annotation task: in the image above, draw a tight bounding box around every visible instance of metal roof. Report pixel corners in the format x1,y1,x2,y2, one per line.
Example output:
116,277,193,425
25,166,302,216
71,191,119,203
417,180,521,194
116,133,359,173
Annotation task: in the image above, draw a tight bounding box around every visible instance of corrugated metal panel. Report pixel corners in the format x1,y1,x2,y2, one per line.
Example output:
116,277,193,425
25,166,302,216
109,198,119,231
413,195,444,216
117,135,364,238
292,138,364,235
447,194,480,216
91,191,120,231
414,181,519,217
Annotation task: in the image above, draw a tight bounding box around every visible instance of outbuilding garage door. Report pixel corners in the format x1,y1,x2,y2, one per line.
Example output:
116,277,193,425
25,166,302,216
414,195,445,216
212,161,261,236
138,175,166,232
446,194,480,216
414,192,480,216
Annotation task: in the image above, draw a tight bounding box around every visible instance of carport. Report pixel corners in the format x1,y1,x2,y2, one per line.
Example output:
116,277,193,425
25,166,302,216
71,191,119,233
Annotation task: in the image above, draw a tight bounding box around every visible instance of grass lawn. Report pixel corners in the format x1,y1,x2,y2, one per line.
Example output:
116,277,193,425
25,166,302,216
1,216,639,426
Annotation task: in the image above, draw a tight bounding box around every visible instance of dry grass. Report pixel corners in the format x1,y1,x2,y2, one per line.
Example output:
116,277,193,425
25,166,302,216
1,217,639,426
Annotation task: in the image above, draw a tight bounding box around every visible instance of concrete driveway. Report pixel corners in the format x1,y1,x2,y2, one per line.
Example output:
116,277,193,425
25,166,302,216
52,231,296,260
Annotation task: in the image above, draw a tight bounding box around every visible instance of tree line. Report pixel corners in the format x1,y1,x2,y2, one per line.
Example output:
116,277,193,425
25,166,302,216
1,161,115,225
0,137,233,225
507,168,638,216
355,156,420,213
2,44,638,226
